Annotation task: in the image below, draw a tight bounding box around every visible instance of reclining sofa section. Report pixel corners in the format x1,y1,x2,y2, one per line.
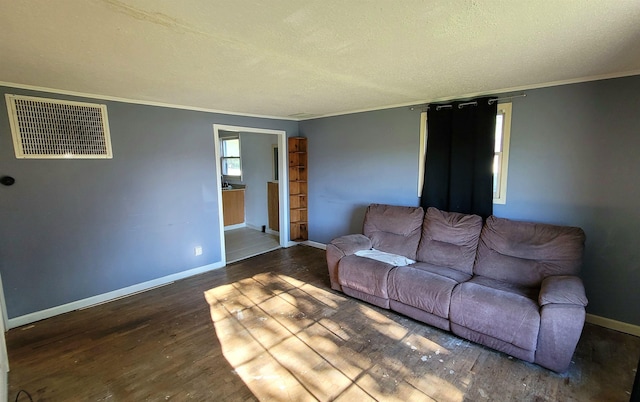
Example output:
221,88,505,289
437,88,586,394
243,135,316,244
326,204,588,373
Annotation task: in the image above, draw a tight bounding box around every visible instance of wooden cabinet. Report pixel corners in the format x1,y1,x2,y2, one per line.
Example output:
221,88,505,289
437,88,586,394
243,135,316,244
222,189,245,226
288,137,307,241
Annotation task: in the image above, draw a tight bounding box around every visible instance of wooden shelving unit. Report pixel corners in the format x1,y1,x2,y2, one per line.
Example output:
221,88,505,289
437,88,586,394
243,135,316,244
288,137,308,241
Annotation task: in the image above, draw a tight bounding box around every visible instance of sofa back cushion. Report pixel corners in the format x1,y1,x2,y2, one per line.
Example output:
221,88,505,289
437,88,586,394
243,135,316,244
474,216,586,287
416,207,483,274
363,204,424,260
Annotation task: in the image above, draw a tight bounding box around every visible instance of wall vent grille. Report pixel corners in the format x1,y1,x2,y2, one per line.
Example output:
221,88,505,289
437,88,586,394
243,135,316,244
5,94,113,159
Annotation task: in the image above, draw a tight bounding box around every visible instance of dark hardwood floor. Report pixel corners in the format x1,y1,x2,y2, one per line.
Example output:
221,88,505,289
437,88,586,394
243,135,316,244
7,246,640,401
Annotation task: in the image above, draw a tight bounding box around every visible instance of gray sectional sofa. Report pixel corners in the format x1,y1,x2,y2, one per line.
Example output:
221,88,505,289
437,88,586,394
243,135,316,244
326,204,588,372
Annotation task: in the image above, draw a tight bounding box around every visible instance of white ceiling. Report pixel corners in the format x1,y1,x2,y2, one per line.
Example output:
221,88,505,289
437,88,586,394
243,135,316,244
1,0,639,119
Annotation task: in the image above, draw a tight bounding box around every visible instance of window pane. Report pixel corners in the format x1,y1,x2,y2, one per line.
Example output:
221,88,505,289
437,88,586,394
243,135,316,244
493,153,501,196
222,157,241,176
493,103,511,204
222,138,240,157
494,114,504,152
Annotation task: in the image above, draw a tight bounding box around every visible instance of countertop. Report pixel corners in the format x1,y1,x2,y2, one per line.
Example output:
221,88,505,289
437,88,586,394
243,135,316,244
222,184,246,191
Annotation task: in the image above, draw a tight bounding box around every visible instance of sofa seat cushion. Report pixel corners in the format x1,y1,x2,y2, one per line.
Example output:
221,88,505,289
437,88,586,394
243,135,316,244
388,265,468,319
450,276,540,351
409,262,472,284
338,254,395,299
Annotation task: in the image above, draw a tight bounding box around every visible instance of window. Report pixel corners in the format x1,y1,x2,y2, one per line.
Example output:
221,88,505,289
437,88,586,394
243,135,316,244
493,103,512,204
418,102,512,204
220,136,242,180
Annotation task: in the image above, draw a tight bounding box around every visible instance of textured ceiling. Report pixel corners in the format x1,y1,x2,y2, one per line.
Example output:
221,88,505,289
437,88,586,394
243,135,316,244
1,0,639,119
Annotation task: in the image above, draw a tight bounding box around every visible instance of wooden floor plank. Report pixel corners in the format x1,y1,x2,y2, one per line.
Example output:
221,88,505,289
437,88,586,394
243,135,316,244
6,246,640,401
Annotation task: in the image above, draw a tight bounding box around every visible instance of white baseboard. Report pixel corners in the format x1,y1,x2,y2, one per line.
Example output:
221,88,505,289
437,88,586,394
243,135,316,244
244,224,279,237
302,240,327,250
224,223,246,231
586,314,640,337
7,261,225,330
0,275,8,334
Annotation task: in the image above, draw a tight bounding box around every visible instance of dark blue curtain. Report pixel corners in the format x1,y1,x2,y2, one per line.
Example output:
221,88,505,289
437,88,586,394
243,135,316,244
420,96,497,219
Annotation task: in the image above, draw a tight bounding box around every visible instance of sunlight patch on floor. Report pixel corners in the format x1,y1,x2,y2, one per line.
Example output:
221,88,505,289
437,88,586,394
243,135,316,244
204,273,464,401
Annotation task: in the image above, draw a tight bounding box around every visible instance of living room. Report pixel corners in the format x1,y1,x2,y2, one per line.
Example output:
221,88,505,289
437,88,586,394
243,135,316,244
0,1,639,400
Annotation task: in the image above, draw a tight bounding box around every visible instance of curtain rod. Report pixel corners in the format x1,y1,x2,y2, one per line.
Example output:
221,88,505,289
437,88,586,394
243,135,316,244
410,93,526,111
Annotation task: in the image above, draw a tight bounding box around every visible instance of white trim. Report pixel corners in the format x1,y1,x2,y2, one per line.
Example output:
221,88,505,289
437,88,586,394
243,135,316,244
586,314,640,337
224,223,247,231
213,124,290,261
0,81,297,121
213,131,228,267
5,95,19,160
79,282,173,310
3,70,640,122
0,275,8,332
302,240,327,250
297,69,640,120
6,261,225,329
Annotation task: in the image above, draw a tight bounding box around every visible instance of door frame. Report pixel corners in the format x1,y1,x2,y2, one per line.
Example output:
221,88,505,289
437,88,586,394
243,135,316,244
213,124,291,265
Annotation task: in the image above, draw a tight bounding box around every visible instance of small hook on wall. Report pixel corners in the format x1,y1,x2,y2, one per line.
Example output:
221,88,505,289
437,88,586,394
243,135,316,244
0,176,15,186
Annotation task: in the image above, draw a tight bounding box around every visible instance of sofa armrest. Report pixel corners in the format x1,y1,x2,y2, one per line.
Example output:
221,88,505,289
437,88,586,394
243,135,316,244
326,234,372,291
535,275,588,372
329,234,372,256
538,275,588,307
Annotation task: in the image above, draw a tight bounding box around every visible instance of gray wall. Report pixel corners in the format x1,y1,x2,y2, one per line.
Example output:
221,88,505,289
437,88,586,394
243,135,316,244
236,132,278,229
300,75,640,326
3,74,638,327
0,86,297,319
300,108,422,242
493,77,640,326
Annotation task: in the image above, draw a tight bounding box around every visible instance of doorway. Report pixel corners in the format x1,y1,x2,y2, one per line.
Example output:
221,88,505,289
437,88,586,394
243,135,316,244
213,124,290,265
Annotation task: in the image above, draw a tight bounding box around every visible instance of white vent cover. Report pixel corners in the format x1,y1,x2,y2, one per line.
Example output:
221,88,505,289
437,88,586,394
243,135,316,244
5,94,113,159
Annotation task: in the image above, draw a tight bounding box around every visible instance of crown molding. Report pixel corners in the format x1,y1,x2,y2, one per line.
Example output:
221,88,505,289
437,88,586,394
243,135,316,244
0,81,298,121
300,69,640,120
3,68,640,122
